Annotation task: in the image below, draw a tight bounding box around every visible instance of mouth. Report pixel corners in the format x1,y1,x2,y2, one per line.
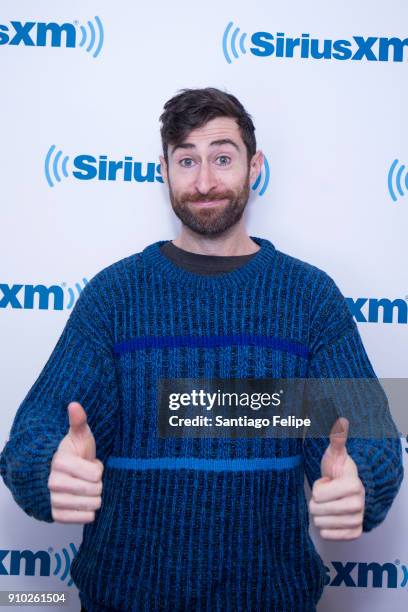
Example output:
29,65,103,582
190,198,228,207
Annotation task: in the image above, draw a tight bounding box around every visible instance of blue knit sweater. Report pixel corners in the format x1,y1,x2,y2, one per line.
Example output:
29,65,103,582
0,236,403,611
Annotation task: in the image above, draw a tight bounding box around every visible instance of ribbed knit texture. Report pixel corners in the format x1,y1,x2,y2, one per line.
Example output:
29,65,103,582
0,236,403,611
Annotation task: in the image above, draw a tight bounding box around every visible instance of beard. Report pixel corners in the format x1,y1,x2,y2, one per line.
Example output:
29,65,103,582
167,168,251,236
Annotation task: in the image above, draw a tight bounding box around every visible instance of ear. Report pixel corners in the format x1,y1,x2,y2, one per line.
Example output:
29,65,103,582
159,155,168,184
249,150,264,185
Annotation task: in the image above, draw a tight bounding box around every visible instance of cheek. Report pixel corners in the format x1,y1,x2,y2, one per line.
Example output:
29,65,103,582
169,168,197,190
226,168,250,189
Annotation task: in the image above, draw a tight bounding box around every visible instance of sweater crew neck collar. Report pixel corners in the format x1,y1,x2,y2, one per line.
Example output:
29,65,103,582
141,236,277,288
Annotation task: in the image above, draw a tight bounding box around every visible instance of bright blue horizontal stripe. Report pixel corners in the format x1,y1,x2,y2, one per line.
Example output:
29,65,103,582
113,334,309,358
106,455,303,472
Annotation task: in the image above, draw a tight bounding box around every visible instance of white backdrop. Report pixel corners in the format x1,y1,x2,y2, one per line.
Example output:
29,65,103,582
1,1,407,610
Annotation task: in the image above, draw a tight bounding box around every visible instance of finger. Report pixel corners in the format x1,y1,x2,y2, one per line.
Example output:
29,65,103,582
50,491,102,511
51,454,103,483
48,471,103,496
312,513,363,529
320,527,363,541
312,476,364,503
309,493,364,516
67,402,88,435
51,508,95,524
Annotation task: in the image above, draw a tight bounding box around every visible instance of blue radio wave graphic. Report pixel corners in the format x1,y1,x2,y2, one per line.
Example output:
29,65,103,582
401,565,408,587
388,159,408,202
45,145,70,187
53,542,78,587
251,156,270,196
65,277,89,309
222,21,248,63
77,15,104,58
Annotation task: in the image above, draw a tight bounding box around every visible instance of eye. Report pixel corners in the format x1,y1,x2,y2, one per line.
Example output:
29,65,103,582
179,158,195,168
216,155,231,166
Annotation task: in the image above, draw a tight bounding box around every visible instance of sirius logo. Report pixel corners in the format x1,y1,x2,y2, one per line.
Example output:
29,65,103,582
45,146,164,187
388,159,408,202
346,297,408,324
324,560,408,588
44,145,270,195
0,16,104,58
222,21,408,64
0,278,88,311
0,543,78,587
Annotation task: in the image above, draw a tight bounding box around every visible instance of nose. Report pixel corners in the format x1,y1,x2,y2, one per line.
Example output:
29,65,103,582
195,160,218,195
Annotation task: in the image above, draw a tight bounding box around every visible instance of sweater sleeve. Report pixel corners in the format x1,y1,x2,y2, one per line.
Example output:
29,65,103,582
0,275,120,523
303,272,404,533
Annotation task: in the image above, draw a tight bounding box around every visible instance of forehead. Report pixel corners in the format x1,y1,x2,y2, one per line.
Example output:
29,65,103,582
180,116,242,146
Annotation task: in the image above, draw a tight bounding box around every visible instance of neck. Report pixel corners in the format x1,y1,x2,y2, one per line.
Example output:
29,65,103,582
172,221,260,257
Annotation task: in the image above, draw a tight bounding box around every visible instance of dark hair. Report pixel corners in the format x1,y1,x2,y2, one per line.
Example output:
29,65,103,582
159,87,256,165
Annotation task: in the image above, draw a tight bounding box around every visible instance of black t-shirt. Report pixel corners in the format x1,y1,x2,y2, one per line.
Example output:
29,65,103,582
159,240,257,275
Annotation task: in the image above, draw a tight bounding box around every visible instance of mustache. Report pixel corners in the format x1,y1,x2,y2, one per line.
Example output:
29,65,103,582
179,190,236,204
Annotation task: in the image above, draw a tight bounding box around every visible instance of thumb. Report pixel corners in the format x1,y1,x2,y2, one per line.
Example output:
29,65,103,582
321,417,349,479
329,416,349,455
63,401,96,461
68,401,89,436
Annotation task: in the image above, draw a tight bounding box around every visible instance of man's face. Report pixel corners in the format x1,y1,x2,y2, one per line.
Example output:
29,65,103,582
160,116,262,236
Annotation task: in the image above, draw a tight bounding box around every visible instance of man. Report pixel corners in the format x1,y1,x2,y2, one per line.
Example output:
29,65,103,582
0,87,403,611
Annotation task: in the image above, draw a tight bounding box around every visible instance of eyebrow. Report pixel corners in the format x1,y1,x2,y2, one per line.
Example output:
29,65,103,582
171,138,241,156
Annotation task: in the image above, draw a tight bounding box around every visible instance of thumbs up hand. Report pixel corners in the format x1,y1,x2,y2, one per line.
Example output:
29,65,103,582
308,417,365,540
47,402,104,524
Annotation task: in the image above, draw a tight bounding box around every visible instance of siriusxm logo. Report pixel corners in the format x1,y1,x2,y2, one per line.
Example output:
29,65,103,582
0,17,104,58
44,145,270,196
324,560,408,589
45,146,163,188
223,21,408,64
388,159,408,202
0,543,78,587
0,278,88,311
346,297,408,324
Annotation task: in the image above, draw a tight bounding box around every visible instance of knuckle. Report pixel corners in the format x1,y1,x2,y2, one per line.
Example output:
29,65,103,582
353,481,364,495
312,490,322,503
47,473,56,489
312,516,321,527
87,498,100,511
91,466,103,481
85,511,96,523
94,459,104,474
51,453,60,470
351,499,363,513
52,508,66,522
51,456,64,472
85,483,96,496
50,493,61,508
77,498,100,512
79,481,91,496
